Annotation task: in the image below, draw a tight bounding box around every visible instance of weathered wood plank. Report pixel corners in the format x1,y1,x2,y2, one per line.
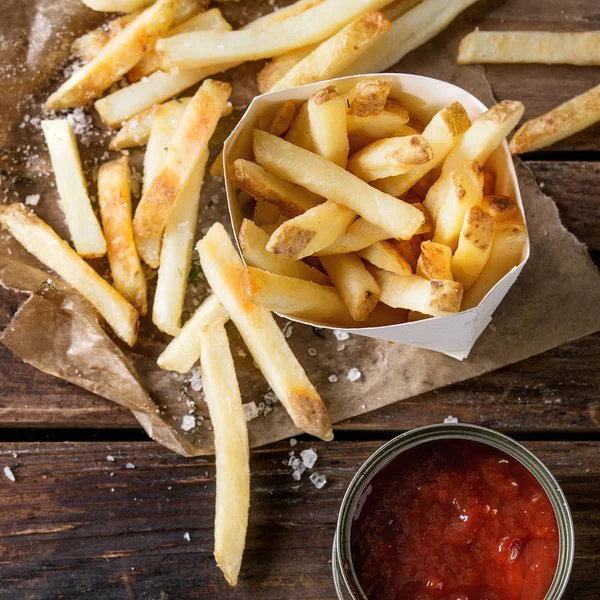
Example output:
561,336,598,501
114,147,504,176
0,441,597,599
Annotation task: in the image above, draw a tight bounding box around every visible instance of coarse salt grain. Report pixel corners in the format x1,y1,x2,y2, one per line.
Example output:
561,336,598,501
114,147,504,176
310,472,327,489
333,330,349,341
328,374,338,383
243,401,260,422
25,194,40,206
308,348,317,356
106,455,115,462
181,415,196,431
347,368,361,382
125,463,135,469
300,448,318,469
337,343,346,351
3,466,15,482
289,438,297,447
189,367,203,391
444,415,459,424
183,532,191,542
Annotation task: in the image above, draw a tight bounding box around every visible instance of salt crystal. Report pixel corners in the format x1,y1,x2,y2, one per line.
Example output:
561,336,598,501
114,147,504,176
110,488,115,492
292,469,302,481
328,374,338,383
459,514,469,522
183,532,191,542
3,466,15,482
189,367,203,391
300,448,318,469
333,330,350,341
181,415,196,431
283,322,294,338
444,415,459,424
106,455,115,462
288,456,301,470
243,401,260,422
11,452,17,458
310,472,327,489
264,391,278,404
308,348,317,356
347,368,361,382
125,463,135,469
289,438,297,447
25,194,40,206
337,343,346,351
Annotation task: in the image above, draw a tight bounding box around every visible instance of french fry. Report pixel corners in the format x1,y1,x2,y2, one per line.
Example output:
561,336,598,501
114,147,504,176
391,236,422,272
462,218,527,309
81,0,153,12
416,240,453,281
346,78,392,117
432,164,484,250
153,149,208,335
72,28,112,63
198,223,333,440
109,105,159,151
133,79,231,242
483,171,496,196
45,0,176,110
209,151,225,178
247,0,325,29
458,31,600,66
319,254,380,321
200,321,250,588
157,294,229,373
374,102,471,196
382,0,423,20
316,218,389,255
245,267,355,327
232,160,321,218
128,6,226,82
413,202,434,236
451,206,494,290
347,135,433,181
253,201,282,227
267,11,391,92
371,267,463,316
284,103,314,151
253,130,425,240
341,0,480,77
157,0,392,70
98,157,148,316
358,241,412,276
41,120,106,258
257,45,318,94
308,86,349,167
239,219,330,285
0,204,138,346
266,201,356,259
347,99,410,152
136,99,187,268
482,194,517,222
509,83,600,154
268,101,297,137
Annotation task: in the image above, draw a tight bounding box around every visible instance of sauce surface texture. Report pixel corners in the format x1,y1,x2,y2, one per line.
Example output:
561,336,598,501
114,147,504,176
351,439,559,600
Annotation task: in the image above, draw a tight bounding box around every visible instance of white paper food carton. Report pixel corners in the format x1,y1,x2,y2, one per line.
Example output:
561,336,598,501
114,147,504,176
223,74,530,360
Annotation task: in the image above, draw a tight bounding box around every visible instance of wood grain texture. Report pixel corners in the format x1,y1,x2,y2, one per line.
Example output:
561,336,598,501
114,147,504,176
0,440,597,599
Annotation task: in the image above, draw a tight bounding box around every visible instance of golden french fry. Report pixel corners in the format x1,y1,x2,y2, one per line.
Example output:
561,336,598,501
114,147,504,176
257,45,318,94
157,294,229,374
200,321,250,588
268,11,391,92
0,204,138,346
316,217,389,255
248,0,325,29
319,254,380,321
346,78,392,117
374,102,471,196
266,201,356,259
347,99,410,152
308,86,349,168
284,102,314,151
198,223,333,440
509,83,600,154
128,5,224,82
253,130,424,240
253,201,282,227
81,0,153,11
109,105,159,151
41,120,106,258
133,79,231,242
458,31,600,66
71,28,111,63
157,0,392,70
416,240,453,280
382,0,424,20
482,194,518,222
45,0,176,110
451,206,494,290
245,266,355,327
239,219,330,285
483,170,496,196
348,135,433,181
98,157,147,316
136,99,187,268
371,267,463,316
358,241,412,276
462,218,527,309
412,202,434,236
268,101,297,137
232,160,321,218
209,151,225,179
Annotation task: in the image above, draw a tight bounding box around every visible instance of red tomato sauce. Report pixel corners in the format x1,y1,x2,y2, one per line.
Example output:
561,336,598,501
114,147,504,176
351,440,559,600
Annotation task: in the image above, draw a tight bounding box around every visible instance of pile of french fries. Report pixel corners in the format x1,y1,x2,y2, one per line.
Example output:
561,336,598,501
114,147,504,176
10,0,597,588
229,79,528,327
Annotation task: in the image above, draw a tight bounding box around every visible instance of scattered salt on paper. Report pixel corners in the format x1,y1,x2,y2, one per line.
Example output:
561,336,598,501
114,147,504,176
243,401,259,422
300,448,318,469
307,347,317,357
189,367,203,392
347,368,361,382
310,472,327,489
25,194,40,206
106,455,115,462
333,330,350,342
282,321,294,339
337,343,346,352
289,438,297,447
328,374,338,383
125,463,135,469
263,391,278,404
183,532,191,542
444,415,459,424
181,415,196,431
3,466,15,482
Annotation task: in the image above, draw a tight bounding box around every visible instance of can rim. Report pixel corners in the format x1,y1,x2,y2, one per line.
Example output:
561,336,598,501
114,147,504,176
333,423,575,600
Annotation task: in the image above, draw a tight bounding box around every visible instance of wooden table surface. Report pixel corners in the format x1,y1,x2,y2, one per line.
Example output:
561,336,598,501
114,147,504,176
1,1,599,599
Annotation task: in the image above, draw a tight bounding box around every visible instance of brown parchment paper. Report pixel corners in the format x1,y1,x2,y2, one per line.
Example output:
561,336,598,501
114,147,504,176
0,0,599,456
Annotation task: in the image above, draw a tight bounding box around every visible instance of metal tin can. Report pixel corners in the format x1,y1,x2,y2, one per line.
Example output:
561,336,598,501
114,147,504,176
332,423,574,600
